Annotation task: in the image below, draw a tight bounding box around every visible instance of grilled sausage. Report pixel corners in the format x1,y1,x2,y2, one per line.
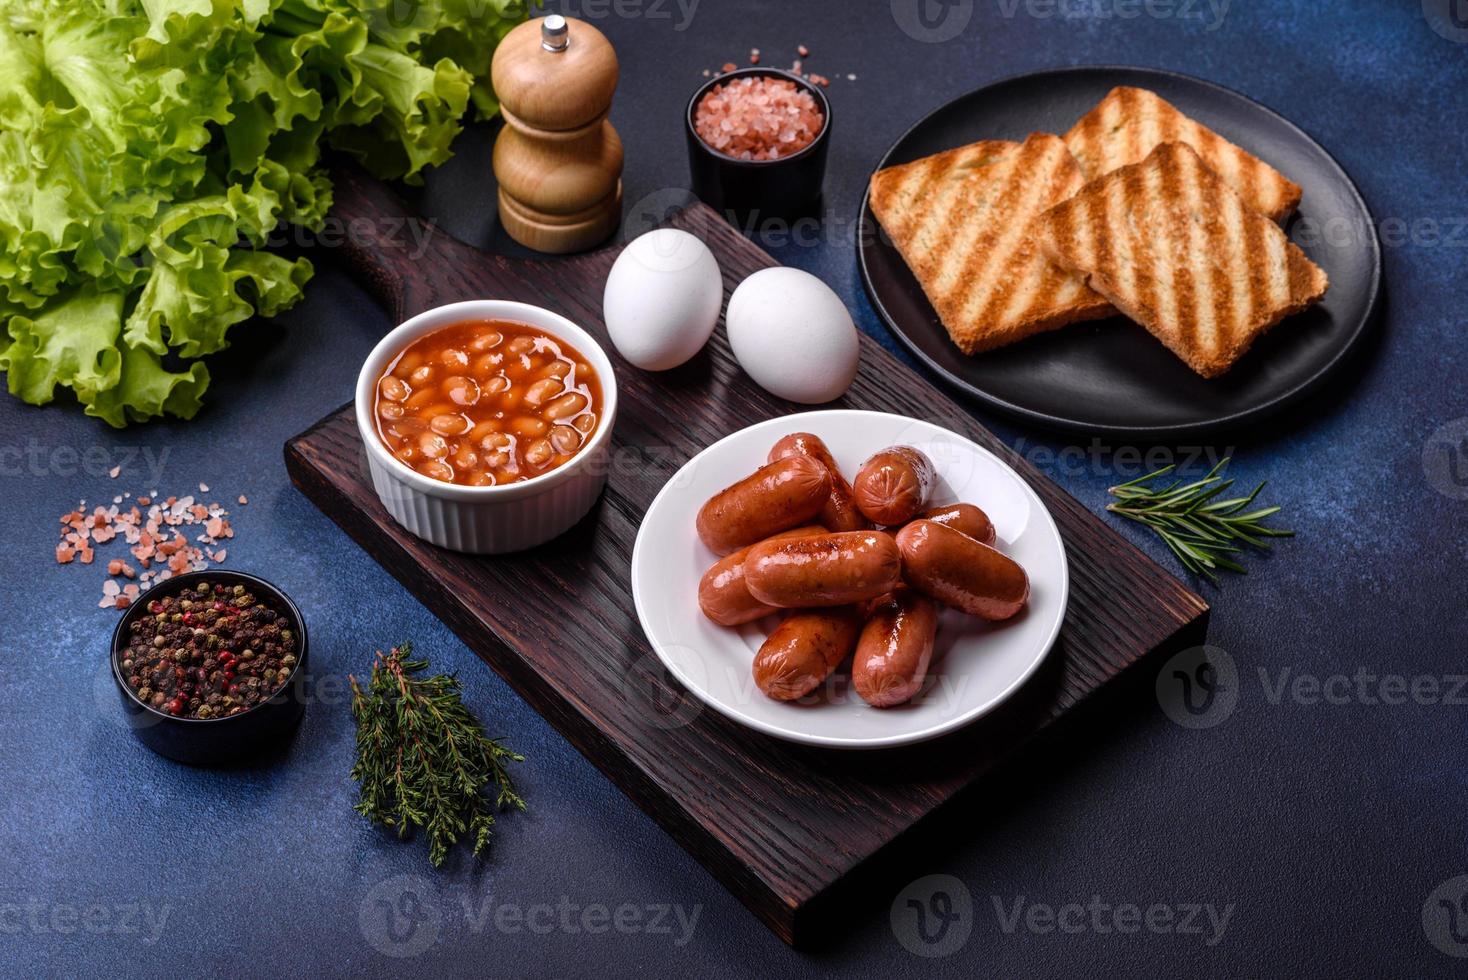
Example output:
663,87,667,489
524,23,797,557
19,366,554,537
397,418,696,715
752,606,864,700
697,525,826,626
853,446,935,525
895,519,1029,620
696,455,831,555
768,432,869,532
853,589,940,708
915,502,995,546
744,531,903,607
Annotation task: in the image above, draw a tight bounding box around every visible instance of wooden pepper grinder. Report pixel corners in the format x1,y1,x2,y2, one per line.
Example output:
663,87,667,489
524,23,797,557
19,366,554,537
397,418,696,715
491,15,623,254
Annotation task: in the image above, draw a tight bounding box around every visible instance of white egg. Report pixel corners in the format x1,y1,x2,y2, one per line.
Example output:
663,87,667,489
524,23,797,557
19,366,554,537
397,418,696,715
725,267,860,403
603,229,723,371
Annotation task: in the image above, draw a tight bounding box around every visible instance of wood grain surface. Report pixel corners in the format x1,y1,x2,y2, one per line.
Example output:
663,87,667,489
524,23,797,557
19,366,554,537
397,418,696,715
285,168,1210,946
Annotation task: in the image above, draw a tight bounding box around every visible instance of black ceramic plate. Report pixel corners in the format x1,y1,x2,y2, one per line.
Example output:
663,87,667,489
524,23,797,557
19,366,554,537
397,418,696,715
857,66,1382,437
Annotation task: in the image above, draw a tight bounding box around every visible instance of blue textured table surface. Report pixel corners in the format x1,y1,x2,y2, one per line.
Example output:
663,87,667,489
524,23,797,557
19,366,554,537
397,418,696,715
3,2,1466,976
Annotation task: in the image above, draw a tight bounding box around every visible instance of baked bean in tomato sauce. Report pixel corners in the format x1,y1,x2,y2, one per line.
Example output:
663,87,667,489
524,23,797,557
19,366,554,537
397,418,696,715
375,319,602,486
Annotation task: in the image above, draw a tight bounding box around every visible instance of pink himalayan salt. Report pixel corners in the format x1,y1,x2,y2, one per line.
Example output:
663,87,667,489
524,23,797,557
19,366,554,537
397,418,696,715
694,76,824,162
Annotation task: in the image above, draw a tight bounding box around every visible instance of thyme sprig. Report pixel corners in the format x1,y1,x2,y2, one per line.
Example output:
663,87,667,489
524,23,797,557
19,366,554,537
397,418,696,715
350,643,525,867
1106,458,1293,584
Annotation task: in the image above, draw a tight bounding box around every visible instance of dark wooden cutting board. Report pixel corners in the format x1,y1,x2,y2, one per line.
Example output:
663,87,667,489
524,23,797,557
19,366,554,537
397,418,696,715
285,168,1210,946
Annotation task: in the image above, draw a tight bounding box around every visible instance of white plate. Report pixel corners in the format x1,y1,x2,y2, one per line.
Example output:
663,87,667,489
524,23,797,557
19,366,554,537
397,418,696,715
630,410,1069,750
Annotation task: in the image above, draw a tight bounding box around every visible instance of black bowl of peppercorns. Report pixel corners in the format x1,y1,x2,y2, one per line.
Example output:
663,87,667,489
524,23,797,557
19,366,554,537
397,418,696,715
110,570,308,765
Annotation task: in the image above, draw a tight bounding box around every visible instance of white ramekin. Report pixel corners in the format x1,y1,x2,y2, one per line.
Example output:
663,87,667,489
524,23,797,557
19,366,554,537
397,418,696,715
354,300,619,553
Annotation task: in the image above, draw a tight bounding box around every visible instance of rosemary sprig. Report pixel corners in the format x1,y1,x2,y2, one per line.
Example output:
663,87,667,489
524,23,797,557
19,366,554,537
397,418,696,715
1106,458,1293,584
350,643,525,867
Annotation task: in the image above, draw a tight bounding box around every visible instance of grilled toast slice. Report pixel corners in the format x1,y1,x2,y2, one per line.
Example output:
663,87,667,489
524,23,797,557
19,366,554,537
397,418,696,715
1064,86,1302,221
1037,141,1328,379
868,132,1114,355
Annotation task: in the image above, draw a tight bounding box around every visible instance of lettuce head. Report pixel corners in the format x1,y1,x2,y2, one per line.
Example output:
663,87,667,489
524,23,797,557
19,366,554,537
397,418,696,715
0,0,526,425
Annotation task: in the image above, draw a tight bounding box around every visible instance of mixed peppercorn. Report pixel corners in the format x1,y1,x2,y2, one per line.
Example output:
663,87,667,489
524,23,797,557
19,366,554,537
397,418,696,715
119,581,298,719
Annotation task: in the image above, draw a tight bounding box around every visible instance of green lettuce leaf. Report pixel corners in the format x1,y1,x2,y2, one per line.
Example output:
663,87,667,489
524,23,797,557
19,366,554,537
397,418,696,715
2,286,124,406
85,342,210,426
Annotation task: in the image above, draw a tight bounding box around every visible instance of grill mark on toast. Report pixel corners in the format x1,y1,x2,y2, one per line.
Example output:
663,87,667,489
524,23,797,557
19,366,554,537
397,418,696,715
1043,166,1099,311
1216,183,1250,345
1118,156,1155,327
871,136,1113,354
1180,146,1226,353
891,160,934,239
1044,195,1079,275
1097,89,1124,174
956,138,1042,322
1241,152,1265,219
1140,147,1179,348
886,151,953,246
1163,145,1205,360
1202,127,1250,216
995,147,1073,328
1039,141,1327,377
927,146,1023,321
1065,85,1300,220
1237,180,1267,336
965,137,1065,327
907,151,975,279
1260,202,1288,313
1101,167,1135,305
1286,243,1320,301
871,158,969,325
1120,87,1141,175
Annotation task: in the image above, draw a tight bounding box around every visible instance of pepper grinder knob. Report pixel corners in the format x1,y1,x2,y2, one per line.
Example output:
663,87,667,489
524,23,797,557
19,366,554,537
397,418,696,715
541,14,569,51
491,15,623,254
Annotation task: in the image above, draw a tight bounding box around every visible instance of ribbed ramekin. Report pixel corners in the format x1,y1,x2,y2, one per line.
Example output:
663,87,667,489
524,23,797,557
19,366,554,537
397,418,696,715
354,300,619,553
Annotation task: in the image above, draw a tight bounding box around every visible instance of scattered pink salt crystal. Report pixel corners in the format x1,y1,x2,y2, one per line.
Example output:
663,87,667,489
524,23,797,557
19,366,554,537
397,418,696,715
56,485,241,611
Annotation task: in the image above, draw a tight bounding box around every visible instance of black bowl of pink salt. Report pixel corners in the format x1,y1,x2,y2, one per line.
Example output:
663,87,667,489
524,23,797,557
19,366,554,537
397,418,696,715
686,68,831,217
110,570,308,765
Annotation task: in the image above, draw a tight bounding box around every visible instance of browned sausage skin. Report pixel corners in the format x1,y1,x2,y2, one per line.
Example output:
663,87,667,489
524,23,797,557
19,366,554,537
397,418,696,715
768,432,869,533
853,589,940,708
896,520,1028,620
696,455,831,555
916,502,995,546
752,606,864,700
744,531,903,607
853,446,935,525
697,525,826,626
